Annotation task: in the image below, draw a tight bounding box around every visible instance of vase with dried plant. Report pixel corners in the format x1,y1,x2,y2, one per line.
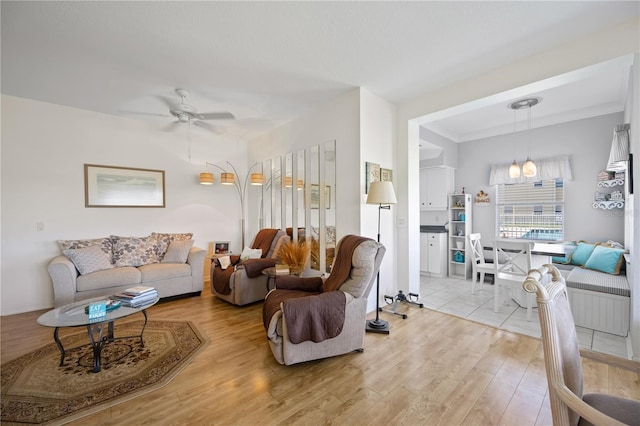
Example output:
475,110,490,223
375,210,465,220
277,240,310,275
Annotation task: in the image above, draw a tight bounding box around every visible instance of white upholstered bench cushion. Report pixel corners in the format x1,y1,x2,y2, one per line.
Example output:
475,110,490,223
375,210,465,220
565,268,629,297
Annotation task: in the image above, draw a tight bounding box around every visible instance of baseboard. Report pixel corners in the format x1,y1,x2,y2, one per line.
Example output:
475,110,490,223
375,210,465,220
158,291,202,303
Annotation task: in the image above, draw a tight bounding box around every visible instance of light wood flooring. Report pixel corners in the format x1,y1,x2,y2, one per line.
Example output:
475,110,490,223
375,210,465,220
2,285,639,425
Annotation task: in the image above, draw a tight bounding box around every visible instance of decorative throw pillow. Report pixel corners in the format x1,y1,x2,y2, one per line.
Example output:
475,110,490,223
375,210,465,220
161,239,194,264
151,232,193,260
218,255,232,270
240,246,263,261
584,245,626,275
63,244,114,275
111,235,159,267
569,241,597,266
58,237,113,261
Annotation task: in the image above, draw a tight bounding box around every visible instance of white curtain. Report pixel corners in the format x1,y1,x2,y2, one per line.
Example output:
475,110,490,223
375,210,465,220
489,155,573,185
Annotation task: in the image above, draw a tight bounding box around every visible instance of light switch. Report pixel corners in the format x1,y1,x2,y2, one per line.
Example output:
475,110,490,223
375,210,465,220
36,222,44,231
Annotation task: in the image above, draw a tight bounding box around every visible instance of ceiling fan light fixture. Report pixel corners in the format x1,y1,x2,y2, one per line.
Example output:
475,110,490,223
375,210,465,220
199,172,214,185
509,160,521,178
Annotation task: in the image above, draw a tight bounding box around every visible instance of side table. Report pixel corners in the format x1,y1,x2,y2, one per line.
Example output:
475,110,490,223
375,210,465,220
262,266,279,291
261,266,298,291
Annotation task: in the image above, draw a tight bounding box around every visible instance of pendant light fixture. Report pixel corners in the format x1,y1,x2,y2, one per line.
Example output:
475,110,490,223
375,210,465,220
508,97,541,178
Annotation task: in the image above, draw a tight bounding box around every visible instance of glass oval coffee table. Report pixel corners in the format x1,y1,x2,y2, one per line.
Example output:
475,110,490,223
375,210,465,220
37,295,159,373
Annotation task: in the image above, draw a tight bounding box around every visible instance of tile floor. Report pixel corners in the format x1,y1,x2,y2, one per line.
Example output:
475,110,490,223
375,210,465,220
417,274,631,359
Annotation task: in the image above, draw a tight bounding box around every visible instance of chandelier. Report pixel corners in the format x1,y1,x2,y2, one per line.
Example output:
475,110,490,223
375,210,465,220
508,98,540,178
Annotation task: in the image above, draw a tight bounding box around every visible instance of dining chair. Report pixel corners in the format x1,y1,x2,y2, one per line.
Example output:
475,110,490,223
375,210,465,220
494,239,534,320
468,233,496,294
523,265,640,425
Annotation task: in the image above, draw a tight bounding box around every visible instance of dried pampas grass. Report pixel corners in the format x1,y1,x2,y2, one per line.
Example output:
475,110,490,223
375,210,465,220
277,239,310,275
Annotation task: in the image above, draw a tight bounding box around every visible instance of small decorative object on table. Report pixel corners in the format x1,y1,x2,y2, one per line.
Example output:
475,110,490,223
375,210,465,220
84,299,121,315
214,241,230,254
86,300,107,319
275,264,290,275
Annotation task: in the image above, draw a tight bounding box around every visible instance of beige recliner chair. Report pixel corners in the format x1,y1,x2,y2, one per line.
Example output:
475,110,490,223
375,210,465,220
211,229,289,306
262,235,385,365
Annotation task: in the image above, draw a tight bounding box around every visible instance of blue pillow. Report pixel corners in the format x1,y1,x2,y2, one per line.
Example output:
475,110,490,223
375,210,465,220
583,245,625,275
569,242,596,266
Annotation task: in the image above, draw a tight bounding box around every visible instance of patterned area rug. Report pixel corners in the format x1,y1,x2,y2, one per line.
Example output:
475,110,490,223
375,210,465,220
1,320,208,425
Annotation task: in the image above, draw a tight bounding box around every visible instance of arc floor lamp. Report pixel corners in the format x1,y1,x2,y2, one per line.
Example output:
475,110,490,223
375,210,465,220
365,180,397,334
200,161,264,248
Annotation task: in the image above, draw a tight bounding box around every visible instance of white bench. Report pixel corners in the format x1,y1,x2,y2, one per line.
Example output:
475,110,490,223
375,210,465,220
556,262,630,337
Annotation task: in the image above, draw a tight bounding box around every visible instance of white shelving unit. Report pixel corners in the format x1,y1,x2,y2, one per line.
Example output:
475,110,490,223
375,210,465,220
593,177,625,209
448,193,472,279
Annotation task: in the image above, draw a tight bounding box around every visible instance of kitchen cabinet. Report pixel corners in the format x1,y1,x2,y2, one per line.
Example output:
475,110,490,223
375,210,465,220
420,167,454,210
420,232,447,277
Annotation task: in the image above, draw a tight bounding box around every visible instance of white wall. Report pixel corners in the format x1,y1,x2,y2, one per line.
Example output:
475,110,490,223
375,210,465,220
247,89,361,240
247,88,398,312
360,89,397,310
1,95,248,315
456,113,625,244
419,127,458,169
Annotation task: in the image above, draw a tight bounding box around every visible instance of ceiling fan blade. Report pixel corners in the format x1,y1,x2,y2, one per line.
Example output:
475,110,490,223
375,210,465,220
119,109,171,118
154,95,176,109
161,121,182,132
199,112,236,121
193,120,225,134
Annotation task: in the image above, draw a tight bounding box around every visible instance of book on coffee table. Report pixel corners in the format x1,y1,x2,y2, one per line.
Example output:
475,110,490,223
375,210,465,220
123,286,156,296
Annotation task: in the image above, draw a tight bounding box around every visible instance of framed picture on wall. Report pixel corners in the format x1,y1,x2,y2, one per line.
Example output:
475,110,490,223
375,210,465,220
84,164,165,207
381,168,393,182
365,162,380,193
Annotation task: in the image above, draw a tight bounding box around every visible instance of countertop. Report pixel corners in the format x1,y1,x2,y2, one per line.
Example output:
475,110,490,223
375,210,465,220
420,225,447,233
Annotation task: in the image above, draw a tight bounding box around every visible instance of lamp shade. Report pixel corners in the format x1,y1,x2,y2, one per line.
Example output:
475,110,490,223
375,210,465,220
509,161,521,178
250,172,264,185
522,158,537,177
199,172,214,185
220,172,235,185
367,181,397,205
607,124,630,171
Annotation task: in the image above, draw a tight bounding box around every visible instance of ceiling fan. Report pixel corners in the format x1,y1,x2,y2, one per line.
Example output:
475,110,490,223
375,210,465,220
123,88,235,133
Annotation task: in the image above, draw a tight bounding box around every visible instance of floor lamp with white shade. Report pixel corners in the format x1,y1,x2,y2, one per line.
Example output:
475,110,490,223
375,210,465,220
365,180,397,334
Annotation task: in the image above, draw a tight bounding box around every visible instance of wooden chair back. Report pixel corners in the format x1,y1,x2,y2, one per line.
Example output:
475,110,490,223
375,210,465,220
523,265,639,426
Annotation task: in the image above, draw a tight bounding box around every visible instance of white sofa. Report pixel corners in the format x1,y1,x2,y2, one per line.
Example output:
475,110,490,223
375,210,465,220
48,233,205,307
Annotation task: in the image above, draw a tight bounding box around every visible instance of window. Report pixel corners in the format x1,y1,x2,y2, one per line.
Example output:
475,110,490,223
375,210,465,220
496,179,564,241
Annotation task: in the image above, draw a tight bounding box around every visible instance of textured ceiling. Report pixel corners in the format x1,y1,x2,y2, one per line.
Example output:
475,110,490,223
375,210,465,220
2,1,638,140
